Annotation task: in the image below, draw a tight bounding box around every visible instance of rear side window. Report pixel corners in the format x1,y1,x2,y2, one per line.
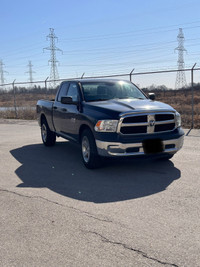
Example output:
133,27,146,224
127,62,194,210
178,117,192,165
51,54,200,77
57,82,69,102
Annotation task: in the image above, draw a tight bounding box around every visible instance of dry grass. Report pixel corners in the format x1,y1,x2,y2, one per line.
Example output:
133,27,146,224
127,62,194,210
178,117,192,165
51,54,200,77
0,90,199,128
155,89,200,128
0,92,55,120
0,93,55,107
0,108,37,120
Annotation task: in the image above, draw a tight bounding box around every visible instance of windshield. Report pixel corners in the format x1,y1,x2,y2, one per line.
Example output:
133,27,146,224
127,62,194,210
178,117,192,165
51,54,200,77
81,81,146,102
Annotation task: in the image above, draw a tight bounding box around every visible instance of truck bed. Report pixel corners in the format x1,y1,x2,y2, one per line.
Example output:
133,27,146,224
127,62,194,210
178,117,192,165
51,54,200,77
36,99,55,131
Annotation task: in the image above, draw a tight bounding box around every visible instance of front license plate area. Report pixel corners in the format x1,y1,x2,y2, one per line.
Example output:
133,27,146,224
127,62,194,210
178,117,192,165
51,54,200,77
143,139,164,154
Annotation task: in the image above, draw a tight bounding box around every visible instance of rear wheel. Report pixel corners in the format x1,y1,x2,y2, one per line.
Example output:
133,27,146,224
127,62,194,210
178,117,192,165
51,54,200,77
81,129,101,169
41,119,56,146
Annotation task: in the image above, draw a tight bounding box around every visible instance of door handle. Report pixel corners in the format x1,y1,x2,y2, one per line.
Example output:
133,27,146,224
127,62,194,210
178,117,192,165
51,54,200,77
53,106,57,110
61,108,67,112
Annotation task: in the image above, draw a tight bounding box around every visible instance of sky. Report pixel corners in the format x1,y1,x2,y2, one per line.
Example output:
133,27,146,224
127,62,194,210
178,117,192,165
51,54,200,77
1,0,200,88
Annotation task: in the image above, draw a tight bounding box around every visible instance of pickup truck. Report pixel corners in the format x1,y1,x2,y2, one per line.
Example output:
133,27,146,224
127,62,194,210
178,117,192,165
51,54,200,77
36,79,184,168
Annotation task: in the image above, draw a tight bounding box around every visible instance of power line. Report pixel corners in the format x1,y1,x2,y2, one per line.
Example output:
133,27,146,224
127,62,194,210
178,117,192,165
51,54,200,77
43,28,63,87
59,23,200,43
175,28,187,89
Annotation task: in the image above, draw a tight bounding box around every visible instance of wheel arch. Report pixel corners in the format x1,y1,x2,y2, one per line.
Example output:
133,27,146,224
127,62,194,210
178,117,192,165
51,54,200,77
79,124,94,143
40,113,47,126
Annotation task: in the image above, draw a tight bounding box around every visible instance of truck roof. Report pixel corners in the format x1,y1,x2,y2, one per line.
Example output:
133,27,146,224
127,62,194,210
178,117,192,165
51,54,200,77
61,78,132,84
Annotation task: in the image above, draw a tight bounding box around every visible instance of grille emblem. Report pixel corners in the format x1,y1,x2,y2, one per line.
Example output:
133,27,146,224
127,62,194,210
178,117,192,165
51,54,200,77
149,120,155,127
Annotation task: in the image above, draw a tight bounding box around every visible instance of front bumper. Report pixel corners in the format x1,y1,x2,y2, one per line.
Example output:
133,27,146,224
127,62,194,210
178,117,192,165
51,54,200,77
96,135,184,157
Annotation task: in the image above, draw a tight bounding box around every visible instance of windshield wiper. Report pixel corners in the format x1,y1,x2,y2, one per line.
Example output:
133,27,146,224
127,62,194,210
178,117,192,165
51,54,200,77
87,97,145,102
117,97,145,100
87,98,108,102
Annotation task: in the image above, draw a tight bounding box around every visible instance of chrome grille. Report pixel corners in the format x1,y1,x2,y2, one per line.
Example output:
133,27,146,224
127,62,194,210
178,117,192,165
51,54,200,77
118,112,176,135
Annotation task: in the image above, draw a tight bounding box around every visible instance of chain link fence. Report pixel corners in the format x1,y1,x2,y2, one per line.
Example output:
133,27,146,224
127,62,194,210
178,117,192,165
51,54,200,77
0,67,199,129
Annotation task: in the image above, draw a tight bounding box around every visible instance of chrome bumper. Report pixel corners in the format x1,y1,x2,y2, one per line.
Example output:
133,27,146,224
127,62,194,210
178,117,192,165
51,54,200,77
95,136,184,157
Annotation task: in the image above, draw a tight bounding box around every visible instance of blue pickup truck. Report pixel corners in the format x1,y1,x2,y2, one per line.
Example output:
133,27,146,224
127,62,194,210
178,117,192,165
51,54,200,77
36,79,184,168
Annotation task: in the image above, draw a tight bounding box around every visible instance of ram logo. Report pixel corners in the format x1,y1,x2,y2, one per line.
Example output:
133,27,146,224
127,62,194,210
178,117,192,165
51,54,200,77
149,120,155,127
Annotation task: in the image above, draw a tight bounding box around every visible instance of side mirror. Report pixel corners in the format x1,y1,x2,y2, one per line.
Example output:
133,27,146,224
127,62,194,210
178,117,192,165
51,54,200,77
61,96,78,105
148,93,155,101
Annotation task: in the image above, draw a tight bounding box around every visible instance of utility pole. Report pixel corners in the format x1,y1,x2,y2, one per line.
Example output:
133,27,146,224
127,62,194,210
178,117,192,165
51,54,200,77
0,59,8,85
175,28,187,89
26,61,35,83
43,28,63,88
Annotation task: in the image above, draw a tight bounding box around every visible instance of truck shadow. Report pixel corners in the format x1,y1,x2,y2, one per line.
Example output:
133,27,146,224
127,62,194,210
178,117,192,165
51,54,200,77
10,142,181,203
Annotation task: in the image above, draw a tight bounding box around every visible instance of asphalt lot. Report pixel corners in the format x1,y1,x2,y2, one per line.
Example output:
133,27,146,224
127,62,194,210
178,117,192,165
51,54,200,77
0,119,199,267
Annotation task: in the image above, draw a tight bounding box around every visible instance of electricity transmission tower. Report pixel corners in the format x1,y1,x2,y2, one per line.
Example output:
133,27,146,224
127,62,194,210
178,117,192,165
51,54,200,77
43,28,63,88
26,61,35,84
175,28,187,89
0,60,8,85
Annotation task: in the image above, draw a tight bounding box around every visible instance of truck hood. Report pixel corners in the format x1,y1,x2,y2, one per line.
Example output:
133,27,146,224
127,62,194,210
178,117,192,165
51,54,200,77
84,99,175,118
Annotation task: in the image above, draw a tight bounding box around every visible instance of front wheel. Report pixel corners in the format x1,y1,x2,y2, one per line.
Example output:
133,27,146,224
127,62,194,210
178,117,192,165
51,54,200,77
41,119,56,146
81,129,101,169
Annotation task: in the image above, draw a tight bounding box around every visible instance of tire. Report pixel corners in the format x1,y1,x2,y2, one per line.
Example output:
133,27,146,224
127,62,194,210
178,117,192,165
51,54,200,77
81,129,101,169
41,119,56,146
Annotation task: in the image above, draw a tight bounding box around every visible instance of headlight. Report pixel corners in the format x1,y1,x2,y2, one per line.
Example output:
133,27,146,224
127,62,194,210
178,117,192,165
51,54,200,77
175,112,181,128
95,120,118,132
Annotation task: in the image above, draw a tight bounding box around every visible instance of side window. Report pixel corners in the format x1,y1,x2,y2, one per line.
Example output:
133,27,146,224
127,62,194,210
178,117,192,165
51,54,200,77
57,82,69,102
67,83,79,102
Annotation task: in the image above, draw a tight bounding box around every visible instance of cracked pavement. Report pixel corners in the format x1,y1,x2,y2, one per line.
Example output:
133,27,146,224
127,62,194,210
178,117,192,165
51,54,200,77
0,120,200,266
